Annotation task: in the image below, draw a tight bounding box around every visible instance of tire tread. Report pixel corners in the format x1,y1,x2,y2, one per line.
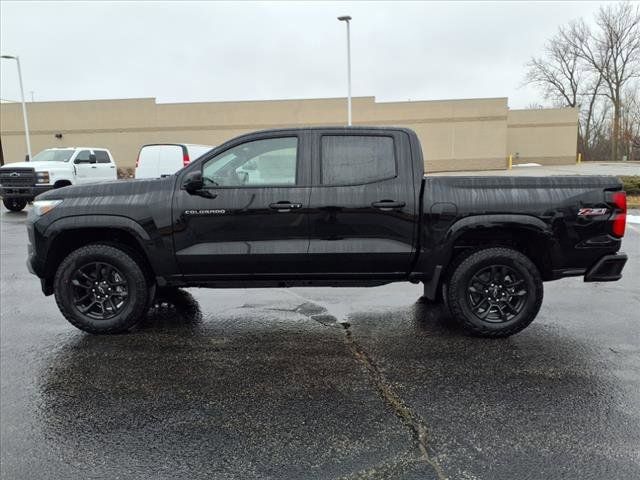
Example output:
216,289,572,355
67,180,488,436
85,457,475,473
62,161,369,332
54,243,149,334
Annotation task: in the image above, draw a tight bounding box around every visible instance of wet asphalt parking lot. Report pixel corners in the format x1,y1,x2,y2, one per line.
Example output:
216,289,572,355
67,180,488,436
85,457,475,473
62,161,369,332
1,206,639,480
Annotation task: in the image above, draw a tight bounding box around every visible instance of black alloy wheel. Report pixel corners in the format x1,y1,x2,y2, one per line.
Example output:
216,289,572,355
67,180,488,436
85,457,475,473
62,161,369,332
467,265,528,323
71,262,129,320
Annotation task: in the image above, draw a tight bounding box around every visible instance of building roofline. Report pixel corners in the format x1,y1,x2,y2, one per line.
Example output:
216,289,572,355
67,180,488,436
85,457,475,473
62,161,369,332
1,94,511,107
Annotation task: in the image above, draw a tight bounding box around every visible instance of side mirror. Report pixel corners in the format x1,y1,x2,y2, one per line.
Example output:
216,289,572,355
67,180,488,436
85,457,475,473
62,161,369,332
183,170,204,193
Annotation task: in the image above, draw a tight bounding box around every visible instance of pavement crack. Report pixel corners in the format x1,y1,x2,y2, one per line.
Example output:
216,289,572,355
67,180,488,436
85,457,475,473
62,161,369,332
277,289,446,478
342,323,447,480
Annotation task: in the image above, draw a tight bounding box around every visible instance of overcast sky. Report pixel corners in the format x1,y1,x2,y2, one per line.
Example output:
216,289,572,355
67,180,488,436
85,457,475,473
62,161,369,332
0,1,611,109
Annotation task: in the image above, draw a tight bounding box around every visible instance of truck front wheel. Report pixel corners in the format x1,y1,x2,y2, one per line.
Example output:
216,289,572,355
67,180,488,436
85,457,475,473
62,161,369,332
54,244,150,334
3,198,27,212
444,247,543,338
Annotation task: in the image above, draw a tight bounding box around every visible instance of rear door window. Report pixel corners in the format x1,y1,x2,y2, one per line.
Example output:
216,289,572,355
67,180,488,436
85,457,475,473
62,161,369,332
94,150,111,163
157,145,183,165
320,135,396,186
139,145,181,165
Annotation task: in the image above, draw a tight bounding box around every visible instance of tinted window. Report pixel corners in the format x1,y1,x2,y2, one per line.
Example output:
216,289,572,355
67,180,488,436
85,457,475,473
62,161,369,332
321,135,396,185
75,150,91,163
94,150,110,163
202,137,297,187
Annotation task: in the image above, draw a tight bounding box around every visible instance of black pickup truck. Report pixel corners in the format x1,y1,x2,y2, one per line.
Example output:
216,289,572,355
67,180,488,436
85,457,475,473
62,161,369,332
25,127,628,337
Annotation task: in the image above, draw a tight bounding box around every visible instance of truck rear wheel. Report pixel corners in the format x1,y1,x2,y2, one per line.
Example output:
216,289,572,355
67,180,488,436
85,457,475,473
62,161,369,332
54,244,150,334
444,247,543,338
3,198,27,212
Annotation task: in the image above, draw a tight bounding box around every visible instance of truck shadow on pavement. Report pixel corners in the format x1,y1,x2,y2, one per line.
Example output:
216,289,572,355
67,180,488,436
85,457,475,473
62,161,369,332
33,292,630,480
140,288,203,330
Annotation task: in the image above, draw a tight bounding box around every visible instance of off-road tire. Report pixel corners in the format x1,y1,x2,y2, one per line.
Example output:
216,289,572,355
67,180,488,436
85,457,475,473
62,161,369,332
3,198,27,212
444,247,543,338
54,244,150,334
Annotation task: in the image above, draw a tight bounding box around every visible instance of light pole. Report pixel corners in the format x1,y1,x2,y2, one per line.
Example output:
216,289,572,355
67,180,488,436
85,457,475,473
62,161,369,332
1,55,32,160
337,15,352,126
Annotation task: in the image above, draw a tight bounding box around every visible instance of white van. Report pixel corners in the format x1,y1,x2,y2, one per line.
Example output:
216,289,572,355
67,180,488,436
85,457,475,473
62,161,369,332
134,143,214,179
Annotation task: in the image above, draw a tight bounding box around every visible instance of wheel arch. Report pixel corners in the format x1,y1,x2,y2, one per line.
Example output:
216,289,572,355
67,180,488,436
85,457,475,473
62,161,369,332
421,214,557,301
42,216,155,284
445,214,555,280
53,179,72,188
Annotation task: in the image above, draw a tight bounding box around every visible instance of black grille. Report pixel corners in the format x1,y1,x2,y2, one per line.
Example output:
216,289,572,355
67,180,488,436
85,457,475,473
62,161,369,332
0,168,36,187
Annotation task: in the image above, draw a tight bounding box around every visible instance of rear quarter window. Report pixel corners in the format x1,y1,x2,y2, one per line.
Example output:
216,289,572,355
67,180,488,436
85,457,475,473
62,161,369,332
321,135,396,185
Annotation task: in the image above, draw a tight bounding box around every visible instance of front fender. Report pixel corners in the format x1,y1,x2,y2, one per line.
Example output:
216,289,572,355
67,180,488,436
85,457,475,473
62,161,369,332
45,215,151,241
37,214,178,281
48,167,75,185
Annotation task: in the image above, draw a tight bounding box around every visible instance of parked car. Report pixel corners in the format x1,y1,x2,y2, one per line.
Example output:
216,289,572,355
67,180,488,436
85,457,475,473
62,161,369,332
26,127,628,336
0,147,117,212
134,143,213,179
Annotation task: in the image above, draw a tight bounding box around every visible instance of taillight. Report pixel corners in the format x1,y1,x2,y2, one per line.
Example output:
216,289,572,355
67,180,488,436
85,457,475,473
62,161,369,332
183,150,190,167
611,191,627,237
135,151,140,168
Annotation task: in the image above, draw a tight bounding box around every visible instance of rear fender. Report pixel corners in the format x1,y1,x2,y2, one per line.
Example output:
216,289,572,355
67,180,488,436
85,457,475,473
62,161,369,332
445,214,552,244
418,214,555,300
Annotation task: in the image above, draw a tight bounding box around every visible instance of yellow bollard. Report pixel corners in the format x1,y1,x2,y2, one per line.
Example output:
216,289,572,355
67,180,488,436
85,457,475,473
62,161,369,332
508,154,513,170
577,153,582,165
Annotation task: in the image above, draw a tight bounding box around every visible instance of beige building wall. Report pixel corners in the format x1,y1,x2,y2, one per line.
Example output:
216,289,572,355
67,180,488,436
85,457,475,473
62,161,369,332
0,96,576,172
507,108,579,166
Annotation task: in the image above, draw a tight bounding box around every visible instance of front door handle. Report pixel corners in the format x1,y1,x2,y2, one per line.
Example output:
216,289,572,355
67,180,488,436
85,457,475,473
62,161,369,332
91,166,97,169
371,200,406,211
269,201,302,212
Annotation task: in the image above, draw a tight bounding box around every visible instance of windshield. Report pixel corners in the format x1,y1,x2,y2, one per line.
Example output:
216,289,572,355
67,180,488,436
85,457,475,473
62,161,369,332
31,149,75,162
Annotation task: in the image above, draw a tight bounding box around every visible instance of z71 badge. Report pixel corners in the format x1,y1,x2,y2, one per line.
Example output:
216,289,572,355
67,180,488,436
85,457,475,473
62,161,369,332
184,209,227,216
577,208,609,217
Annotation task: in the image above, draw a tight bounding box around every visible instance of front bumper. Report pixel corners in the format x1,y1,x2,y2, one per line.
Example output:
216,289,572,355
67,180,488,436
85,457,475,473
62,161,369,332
26,218,54,295
584,253,628,282
0,184,52,199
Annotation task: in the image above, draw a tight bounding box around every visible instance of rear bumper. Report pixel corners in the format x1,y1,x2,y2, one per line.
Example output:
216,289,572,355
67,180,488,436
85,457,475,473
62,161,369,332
584,253,628,282
0,184,51,199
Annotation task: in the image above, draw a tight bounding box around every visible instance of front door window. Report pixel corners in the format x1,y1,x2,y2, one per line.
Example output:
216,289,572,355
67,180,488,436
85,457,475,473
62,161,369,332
202,137,298,187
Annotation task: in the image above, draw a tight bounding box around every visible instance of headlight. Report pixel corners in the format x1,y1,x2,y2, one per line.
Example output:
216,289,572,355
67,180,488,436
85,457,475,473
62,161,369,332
36,171,50,184
32,200,62,216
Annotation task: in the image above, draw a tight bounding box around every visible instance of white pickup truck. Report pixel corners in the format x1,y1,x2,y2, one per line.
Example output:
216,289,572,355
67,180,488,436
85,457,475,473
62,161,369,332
0,147,117,211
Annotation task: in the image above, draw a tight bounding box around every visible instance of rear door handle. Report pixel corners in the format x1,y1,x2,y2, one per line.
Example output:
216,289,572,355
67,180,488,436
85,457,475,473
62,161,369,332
91,166,97,169
371,200,406,211
269,201,302,212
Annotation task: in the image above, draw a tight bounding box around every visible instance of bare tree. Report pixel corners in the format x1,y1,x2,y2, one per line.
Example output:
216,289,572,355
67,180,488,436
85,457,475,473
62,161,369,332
579,72,604,161
562,2,640,161
583,92,612,161
621,84,640,160
525,31,582,107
